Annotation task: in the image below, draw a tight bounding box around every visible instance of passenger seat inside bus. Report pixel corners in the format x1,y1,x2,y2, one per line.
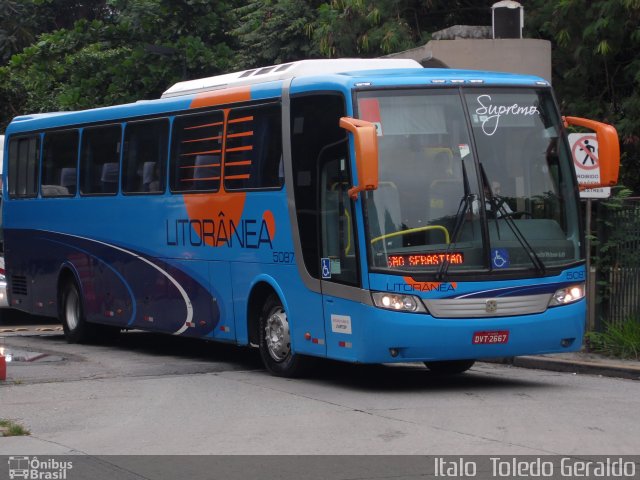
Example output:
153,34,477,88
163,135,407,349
193,155,220,182
60,167,77,195
142,161,159,192
100,163,119,193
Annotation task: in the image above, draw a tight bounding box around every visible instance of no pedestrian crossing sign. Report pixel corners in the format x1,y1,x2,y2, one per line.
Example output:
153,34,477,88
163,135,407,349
568,133,611,199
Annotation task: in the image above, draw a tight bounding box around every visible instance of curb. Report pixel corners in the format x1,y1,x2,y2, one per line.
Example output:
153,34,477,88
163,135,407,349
487,356,640,381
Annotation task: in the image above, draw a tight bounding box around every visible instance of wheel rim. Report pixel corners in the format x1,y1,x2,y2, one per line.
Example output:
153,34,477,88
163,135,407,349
264,307,291,362
65,287,80,331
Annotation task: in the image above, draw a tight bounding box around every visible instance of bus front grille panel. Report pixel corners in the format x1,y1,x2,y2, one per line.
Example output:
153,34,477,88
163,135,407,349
423,294,553,318
11,275,28,296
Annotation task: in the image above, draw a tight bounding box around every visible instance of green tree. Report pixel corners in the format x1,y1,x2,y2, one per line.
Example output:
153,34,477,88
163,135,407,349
312,0,416,57
310,0,494,58
0,0,110,64
231,0,494,67
0,0,237,130
527,0,640,193
1,0,38,63
231,0,322,69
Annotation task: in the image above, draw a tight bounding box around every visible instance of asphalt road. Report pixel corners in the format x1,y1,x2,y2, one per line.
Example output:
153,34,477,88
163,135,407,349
1,324,640,456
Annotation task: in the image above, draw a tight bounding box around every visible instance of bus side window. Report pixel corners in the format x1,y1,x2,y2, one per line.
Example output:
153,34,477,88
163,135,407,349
80,125,122,196
224,103,283,191
8,135,40,199
123,119,168,194
290,93,355,283
41,130,79,198
170,111,223,193
320,144,358,285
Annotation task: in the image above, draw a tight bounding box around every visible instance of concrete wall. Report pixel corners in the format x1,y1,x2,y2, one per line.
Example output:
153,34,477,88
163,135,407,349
388,38,552,84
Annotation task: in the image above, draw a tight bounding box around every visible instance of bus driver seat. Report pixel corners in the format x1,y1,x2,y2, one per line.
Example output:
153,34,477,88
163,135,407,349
367,181,403,250
428,150,459,221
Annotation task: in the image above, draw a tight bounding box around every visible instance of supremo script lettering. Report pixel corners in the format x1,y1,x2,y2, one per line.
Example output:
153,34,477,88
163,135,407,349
475,94,539,136
166,213,273,249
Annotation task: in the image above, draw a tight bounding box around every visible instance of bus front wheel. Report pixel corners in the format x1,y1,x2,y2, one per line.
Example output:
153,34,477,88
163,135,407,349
424,359,475,375
258,294,310,377
60,280,94,343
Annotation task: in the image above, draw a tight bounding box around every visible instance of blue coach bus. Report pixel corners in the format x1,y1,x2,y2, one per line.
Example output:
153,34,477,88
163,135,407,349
1,59,619,376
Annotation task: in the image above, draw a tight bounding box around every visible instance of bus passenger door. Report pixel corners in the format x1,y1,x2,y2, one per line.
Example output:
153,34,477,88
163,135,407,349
290,93,358,359
319,141,361,361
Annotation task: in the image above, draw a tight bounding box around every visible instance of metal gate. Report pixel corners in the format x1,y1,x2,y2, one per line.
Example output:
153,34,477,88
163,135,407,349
595,197,640,328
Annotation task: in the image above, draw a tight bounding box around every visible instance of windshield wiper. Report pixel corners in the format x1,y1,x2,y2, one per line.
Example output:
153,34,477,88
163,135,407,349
479,163,546,276
435,158,474,282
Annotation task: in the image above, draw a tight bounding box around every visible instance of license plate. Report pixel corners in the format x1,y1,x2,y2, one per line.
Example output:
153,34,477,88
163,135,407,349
472,330,510,345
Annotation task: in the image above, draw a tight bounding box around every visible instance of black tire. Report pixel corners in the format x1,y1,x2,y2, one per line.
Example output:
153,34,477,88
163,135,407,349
424,359,475,375
258,294,311,377
60,280,95,343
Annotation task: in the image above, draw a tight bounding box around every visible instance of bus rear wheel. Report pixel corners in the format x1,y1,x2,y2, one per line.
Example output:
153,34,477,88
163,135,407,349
424,359,475,375
60,280,95,343
258,294,310,377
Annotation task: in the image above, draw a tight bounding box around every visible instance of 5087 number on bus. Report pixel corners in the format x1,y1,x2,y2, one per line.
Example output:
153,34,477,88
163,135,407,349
273,251,295,264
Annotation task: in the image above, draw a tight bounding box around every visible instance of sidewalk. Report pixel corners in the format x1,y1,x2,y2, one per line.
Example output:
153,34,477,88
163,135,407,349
489,351,640,380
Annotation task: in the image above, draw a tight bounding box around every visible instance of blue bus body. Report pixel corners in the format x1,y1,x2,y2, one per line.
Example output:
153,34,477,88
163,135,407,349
2,60,592,374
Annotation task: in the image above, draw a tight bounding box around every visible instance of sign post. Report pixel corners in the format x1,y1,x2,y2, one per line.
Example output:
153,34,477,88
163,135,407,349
568,133,609,331
569,133,611,199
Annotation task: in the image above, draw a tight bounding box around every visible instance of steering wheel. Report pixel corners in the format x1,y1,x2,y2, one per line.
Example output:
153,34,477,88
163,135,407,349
487,196,531,219
507,211,533,219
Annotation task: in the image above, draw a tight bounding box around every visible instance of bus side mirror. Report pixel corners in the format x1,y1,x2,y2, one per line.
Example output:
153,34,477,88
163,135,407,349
563,116,620,187
339,117,379,199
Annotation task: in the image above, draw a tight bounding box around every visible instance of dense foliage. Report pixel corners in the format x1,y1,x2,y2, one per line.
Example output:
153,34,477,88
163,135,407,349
1,0,639,191
526,0,640,192
0,0,235,122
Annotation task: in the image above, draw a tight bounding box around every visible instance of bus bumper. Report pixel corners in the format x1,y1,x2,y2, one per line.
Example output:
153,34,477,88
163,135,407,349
330,299,585,364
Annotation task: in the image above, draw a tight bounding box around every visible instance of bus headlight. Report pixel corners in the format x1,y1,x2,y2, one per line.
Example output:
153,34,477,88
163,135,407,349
371,292,426,313
548,284,585,307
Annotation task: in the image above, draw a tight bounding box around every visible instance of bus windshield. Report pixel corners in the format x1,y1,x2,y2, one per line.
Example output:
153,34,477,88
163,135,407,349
358,87,581,275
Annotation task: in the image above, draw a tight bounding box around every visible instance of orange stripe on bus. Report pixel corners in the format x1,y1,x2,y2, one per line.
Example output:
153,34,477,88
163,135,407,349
185,121,224,130
180,163,220,169
181,177,220,182
224,161,252,167
226,146,253,153
225,174,250,180
228,116,254,124
181,136,222,143
227,131,253,139
180,149,222,157
190,87,251,109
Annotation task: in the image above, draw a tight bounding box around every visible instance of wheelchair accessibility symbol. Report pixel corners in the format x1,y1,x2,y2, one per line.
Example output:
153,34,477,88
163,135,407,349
321,258,332,279
491,248,510,269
